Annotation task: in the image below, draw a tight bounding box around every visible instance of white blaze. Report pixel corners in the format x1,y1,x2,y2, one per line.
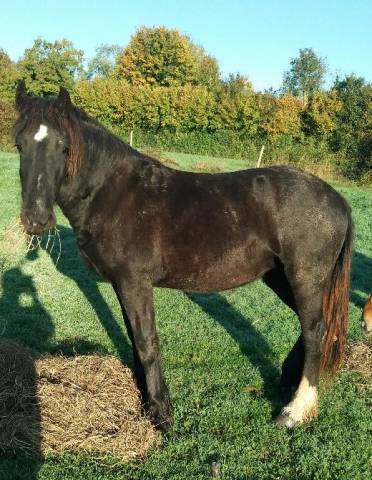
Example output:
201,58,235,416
34,124,48,142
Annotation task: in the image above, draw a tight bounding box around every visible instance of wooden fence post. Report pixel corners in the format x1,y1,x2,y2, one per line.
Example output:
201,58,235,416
256,145,265,168
129,130,133,147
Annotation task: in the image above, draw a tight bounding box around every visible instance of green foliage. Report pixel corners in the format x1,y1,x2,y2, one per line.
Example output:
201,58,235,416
0,48,18,102
331,75,372,180
215,75,261,136
18,38,84,95
86,44,121,79
133,129,258,158
73,78,218,132
302,90,342,137
283,48,327,104
116,26,220,88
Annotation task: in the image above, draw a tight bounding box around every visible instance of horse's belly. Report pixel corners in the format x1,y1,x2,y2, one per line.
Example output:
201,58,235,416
157,246,274,292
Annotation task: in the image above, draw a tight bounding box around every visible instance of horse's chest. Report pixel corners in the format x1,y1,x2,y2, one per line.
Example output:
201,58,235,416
77,232,111,281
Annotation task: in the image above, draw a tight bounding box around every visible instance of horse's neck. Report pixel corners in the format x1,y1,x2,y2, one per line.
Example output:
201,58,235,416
57,127,136,231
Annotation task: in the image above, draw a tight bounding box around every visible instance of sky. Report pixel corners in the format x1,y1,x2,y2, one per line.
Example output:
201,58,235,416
1,0,371,91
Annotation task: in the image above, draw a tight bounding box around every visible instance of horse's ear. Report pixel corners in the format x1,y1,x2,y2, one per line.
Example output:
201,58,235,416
15,80,30,111
56,86,72,111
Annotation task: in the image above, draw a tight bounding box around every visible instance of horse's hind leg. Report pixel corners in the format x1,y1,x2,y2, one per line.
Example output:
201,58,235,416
275,283,325,427
263,267,304,395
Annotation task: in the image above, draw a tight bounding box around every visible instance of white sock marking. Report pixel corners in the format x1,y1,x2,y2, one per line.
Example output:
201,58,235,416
281,376,318,425
34,124,48,142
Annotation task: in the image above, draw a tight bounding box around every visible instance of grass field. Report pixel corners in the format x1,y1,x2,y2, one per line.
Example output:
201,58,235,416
0,150,371,480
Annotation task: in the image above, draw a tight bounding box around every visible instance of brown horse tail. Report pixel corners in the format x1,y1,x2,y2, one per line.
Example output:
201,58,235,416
321,212,353,374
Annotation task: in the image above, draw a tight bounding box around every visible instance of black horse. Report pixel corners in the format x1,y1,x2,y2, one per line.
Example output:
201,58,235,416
13,83,353,431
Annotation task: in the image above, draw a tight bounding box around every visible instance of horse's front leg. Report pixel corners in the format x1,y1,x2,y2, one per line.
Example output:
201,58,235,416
114,279,171,431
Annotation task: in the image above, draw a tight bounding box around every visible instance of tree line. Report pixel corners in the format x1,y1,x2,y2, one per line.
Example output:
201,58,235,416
0,27,371,180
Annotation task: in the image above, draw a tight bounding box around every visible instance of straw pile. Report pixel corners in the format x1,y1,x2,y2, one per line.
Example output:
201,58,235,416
344,340,372,397
344,340,372,380
0,340,159,459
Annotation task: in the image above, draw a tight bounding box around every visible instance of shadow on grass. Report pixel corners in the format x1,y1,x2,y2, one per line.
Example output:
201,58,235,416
351,251,372,308
0,226,133,478
186,292,282,414
43,225,132,366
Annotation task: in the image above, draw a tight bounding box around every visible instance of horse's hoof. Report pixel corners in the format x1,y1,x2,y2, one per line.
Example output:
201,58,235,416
275,408,298,429
147,400,172,432
154,414,172,432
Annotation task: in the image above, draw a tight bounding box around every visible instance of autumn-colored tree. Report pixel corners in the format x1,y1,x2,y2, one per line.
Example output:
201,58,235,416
18,38,84,95
262,94,304,140
282,48,327,105
302,90,342,137
0,99,17,150
73,78,217,133
116,26,220,88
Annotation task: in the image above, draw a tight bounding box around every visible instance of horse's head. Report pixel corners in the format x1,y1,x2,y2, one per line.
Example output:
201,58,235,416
14,82,82,235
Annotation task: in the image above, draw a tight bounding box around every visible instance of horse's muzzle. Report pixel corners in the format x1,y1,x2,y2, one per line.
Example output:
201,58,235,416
21,210,56,235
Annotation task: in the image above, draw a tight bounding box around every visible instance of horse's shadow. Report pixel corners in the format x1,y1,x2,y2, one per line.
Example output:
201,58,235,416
186,292,282,413
44,225,132,365
351,251,372,308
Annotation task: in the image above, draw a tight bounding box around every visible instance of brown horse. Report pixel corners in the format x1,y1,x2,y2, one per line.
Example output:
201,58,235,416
13,83,353,431
362,295,372,335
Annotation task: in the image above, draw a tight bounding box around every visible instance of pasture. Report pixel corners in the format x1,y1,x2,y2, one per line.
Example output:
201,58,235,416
0,150,371,480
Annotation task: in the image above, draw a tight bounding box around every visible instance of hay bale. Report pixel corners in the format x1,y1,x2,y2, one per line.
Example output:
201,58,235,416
0,340,159,459
0,340,39,455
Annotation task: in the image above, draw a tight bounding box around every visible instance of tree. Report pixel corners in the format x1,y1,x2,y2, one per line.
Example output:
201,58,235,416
18,38,84,95
331,75,372,179
215,74,260,135
86,44,121,79
302,90,342,137
0,48,19,102
282,48,327,105
261,94,304,140
116,26,220,88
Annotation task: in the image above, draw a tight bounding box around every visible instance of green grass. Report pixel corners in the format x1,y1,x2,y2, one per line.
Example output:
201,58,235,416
0,150,371,480
163,151,255,172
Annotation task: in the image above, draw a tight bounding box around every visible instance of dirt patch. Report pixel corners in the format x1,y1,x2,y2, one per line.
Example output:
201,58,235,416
0,340,159,459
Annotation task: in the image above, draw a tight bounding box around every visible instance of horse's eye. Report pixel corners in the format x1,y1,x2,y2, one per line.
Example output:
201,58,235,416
62,146,69,155
15,144,22,152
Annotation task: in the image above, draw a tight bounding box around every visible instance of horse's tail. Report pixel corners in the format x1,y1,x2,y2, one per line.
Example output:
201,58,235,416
321,211,353,374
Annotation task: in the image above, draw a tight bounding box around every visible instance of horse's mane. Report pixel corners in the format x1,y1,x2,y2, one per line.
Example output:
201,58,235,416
13,97,125,177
